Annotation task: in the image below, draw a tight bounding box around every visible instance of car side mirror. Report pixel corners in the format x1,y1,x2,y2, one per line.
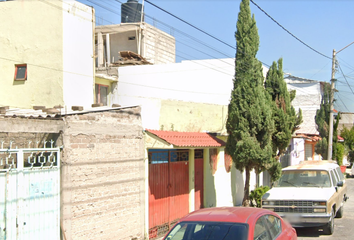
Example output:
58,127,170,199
337,181,344,187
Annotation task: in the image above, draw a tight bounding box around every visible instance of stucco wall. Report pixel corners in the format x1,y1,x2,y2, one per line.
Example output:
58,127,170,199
159,100,227,133
0,0,94,110
0,0,64,109
62,1,95,109
61,107,145,240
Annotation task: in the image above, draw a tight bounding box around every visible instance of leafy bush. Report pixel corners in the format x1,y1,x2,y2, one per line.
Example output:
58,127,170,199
250,185,270,208
336,143,344,166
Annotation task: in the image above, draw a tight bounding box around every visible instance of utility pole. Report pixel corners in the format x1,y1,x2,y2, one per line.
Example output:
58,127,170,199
327,49,336,161
327,41,354,161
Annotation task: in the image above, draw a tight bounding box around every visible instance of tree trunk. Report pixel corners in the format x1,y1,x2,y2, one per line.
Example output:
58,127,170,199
242,166,250,207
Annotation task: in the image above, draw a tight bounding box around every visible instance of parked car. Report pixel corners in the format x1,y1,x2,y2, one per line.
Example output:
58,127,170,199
163,207,297,240
262,160,348,235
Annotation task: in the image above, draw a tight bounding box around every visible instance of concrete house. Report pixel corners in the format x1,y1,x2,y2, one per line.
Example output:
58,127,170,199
0,0,95,111
282,75,324,166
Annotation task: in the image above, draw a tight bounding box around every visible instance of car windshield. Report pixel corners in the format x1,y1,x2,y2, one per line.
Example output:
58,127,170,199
164,221,248,240
274,170,331,188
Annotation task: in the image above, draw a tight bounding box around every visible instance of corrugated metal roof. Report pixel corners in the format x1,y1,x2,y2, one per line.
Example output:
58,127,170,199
146,129,226,147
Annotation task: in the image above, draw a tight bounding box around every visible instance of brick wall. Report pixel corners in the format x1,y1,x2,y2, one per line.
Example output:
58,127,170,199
61,106,145,240
0,118,64,148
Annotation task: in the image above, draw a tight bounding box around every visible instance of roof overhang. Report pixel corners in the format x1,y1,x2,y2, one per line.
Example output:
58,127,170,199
145,129,226,149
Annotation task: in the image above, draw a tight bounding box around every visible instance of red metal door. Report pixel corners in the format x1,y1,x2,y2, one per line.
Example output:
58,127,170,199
148,150,189,239
194,158,204,210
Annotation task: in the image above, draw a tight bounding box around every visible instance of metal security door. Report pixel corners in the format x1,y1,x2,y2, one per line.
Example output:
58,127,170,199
148,150,189,239
0,143,60,240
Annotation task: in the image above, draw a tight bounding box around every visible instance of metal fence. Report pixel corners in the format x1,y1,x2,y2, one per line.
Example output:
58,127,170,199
0,141,60,240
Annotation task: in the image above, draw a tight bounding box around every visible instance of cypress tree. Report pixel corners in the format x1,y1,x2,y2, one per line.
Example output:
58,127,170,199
265,59,303,161
226,0,273,206
315,82,339,160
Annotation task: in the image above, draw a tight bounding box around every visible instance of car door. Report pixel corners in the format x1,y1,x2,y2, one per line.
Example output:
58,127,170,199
329,169,341,212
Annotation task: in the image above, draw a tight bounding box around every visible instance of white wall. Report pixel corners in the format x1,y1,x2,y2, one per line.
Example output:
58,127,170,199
62,0,95,109
287,82,322,135
290,138,305,165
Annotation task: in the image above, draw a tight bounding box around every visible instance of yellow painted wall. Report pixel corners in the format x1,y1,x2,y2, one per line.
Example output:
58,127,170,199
159,100,227,133
0,0,64,109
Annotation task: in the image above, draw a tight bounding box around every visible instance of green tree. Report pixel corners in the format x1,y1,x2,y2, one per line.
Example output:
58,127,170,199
341,126,354,163
226,0,273,207
265,59,303,163
315,83,340,161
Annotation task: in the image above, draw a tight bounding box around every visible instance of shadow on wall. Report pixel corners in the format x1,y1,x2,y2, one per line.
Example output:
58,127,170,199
232,167,245,206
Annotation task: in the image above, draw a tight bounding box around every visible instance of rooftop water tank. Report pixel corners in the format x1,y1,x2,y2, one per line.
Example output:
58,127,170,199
121,0,143,23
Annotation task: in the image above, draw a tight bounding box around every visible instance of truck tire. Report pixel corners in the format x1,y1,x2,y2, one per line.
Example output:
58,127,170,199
324,210,334,235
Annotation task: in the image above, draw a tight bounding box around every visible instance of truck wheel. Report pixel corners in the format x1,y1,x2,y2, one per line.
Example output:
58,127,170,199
336,205,344,218
324,210,334,235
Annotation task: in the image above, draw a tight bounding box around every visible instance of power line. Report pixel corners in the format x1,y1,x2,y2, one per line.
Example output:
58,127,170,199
337,62,354,96
144,0,236,50
250,0,331,60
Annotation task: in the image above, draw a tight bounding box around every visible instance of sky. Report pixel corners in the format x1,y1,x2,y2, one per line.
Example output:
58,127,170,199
79,0,354,112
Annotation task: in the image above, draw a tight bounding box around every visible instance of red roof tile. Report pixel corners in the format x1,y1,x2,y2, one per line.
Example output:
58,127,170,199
146,129,225,147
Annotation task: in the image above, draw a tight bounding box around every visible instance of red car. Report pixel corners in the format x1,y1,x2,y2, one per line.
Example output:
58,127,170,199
163,207,297,240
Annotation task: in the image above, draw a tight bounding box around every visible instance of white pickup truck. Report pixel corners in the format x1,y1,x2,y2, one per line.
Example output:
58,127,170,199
262,160,348,235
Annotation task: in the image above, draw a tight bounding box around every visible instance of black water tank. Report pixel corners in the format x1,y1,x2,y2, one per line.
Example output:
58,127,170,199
121,0,143,23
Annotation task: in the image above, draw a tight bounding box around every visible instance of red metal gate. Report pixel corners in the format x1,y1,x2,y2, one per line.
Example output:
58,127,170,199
148,150,189,239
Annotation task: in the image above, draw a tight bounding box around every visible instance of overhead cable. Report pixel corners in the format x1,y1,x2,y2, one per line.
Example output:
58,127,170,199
250,0,331,60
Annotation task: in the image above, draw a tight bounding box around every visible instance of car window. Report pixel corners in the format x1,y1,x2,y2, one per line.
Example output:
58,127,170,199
275,170,331,187
263,215,282,239
335,167,345,181
330,170,338,186
254,217,271,240
165,222,248,240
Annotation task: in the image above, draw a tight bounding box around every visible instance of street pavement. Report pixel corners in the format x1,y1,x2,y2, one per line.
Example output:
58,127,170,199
296,174,354,240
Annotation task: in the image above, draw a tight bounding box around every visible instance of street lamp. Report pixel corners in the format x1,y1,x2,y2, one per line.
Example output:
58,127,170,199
328,41,354,161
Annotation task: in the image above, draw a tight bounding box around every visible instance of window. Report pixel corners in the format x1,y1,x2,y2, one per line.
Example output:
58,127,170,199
263,215,282,239
14,64,27,80
128,36,136,40
165,222,248,240
95,84,108,106
254,217,271,240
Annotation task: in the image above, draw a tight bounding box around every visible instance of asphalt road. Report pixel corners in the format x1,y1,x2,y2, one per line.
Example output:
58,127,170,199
296,176,354,240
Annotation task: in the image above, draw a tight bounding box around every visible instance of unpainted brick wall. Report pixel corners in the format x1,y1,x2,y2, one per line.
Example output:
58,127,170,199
61,106,145,240
0,118,64,149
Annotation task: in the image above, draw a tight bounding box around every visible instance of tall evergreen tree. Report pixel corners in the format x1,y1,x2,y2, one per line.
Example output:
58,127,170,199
315,82,339,160
265,59,302,162
226,0,273,206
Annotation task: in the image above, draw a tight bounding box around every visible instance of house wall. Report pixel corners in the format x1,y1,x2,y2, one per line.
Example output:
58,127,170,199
159,100,227,132
62,1,95,109
117,58,235,132
338,112,354,132
286,82,321,135
0,0,64,109
290,138,305,166
143,23,176,64
0,0,94,110
61,107,145,240
0,118,64,148
109,30,139,62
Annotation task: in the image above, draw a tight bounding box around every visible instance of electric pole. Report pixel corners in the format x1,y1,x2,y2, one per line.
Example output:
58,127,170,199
327,49,336,161
327,41,354,161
